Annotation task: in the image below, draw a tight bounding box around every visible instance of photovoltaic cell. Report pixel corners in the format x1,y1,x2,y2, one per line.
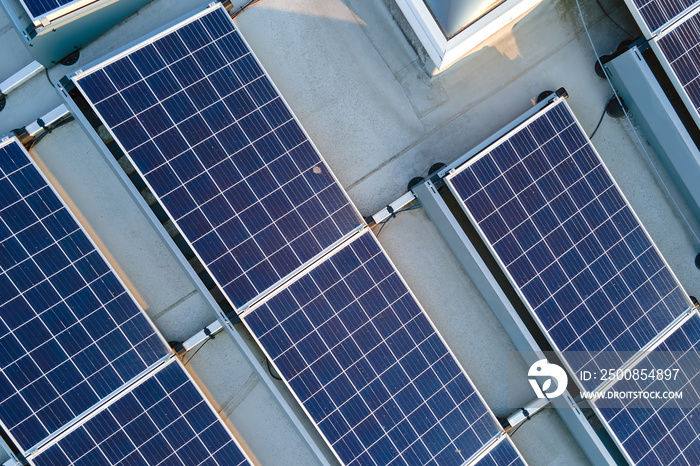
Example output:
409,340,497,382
473,436,526,466
625,0,699,35
72,5,362,311
32,359,251,466
0,137,169,452
19,0,93,20
593,312,700,466
243,230,501,466
654,10,700,125
446,98,690,391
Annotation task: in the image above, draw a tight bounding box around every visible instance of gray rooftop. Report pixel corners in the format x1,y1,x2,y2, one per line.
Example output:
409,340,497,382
1,0,699,464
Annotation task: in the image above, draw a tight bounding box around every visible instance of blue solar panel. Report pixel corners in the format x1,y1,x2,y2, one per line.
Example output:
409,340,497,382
474,436,526,466
654,10,700,123
32,359,251,466
243,230,501,466
446,98,691,391
625,0,699,35
0,137,169,452
19,0,91,20
593,312,700,466
72,4,362,311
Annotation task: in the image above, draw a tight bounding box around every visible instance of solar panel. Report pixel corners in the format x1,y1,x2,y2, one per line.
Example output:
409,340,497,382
19,0,96,22
242,229,502,466
623,0,699,37
652,9,700,128
592,312,700,466
445,98,691,391
0,136,169,453
474,436,526,466
71,4,362,312
31,358,251,466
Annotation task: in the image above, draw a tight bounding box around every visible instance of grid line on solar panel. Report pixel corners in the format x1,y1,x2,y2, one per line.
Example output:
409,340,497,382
72,5,362,311
472,436,526,466
592,312,700,466
446,99,690,391
626,0,699,35
654,10,700,124
0,138,169,452
31,359,251,466
242,230,501,466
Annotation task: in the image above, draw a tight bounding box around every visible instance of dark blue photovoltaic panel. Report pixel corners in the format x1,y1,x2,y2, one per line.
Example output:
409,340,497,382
655,11,700,119
244,230,501,466
20,0,88,19
73,5,361,310
627,0,698,34
0,138,169,451
32,360,251,466
447,99,690,391
474,437,526,466
594,313,700,466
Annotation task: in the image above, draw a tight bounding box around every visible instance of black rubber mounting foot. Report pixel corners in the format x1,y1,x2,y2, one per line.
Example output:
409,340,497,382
695,253,700,270
0,93,5,112
536,90,554,103
428,162,446,176
605,98,626,119
59,49,80,66
407,176,424,191
595,55,613,79
616,39,635,54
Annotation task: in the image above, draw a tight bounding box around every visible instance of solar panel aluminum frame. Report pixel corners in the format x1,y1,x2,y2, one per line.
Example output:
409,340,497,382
68,2,365,316
649,6,700,131
19,0,99,26
622,0,700,38
238,227,505,466
0,135,172,457
585,309,699,466
443,97,692,395
25,356,251,464
434,91,559,181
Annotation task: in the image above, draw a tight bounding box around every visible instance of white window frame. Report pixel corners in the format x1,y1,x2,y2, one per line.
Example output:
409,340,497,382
395,0,542,71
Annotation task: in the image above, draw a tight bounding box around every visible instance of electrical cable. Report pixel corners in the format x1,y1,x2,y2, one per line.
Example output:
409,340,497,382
589,105,607,139
44,68,53,88
374,203,422,238
183,327,220,366
26,114,73,150
595,0,634,38
231,0,263,19
574,0,700,247
266,358,282,381
183,338,210,366
507,407,545,438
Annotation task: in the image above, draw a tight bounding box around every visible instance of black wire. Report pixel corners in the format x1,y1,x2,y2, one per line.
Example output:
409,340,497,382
26,115,73,150
375,220,388,238
596,0,634,38
183,337,213,366
44,67,53,88
266,358,282,381
231,0,263,19
508,420,525,437
507,405,549,438
374,204,422,238
589,106,607,140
